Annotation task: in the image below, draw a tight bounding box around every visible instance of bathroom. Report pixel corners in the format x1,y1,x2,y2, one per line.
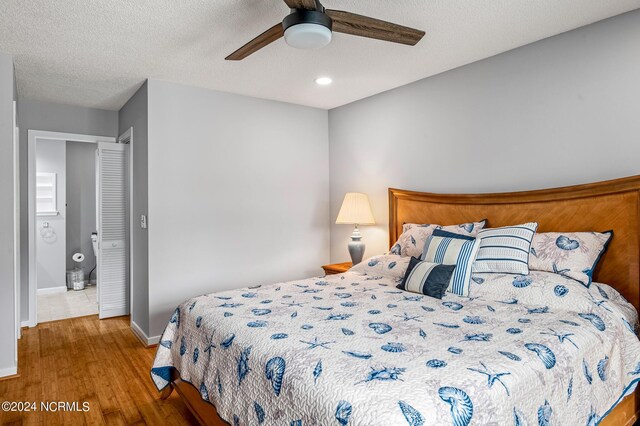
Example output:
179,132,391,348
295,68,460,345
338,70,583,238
36,139,98,322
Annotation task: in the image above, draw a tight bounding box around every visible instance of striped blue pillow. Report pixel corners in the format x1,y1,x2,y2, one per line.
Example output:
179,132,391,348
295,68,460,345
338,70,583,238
472,222,538,274
421,230,480,297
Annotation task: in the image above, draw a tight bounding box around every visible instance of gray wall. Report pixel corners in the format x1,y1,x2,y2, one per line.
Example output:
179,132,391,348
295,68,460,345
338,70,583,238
146,80,330,337
66,141,97,277
35,139,66,289
118,82,149,334
328,9,640,261
18,100,117,320
0,52,16,375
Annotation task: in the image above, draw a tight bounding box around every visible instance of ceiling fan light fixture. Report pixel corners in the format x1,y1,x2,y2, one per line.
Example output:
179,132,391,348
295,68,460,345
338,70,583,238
225,1,425,61
282,9,333,50
284,23,332,49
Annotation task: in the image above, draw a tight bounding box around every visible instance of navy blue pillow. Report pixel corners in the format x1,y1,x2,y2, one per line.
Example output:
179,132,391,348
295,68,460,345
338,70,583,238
397,257,456,299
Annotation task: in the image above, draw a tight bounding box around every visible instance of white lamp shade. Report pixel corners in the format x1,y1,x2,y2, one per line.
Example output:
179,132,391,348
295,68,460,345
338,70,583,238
336,193,375,225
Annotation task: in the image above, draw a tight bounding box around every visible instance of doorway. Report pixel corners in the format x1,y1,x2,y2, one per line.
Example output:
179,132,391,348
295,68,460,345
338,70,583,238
35,140,98,322
27,130,130,326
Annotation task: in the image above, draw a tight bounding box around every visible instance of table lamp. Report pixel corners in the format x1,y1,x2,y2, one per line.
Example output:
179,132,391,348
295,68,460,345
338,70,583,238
336,192,375,265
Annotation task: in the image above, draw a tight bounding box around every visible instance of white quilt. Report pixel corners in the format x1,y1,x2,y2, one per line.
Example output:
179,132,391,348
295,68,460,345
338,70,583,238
151,256,640,426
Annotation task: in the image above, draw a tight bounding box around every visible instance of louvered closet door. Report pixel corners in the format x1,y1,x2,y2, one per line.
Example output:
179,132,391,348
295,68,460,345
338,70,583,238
97,142,129,319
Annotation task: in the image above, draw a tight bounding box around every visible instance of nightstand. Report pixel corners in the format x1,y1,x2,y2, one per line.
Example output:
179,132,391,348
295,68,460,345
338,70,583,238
321,261,353,275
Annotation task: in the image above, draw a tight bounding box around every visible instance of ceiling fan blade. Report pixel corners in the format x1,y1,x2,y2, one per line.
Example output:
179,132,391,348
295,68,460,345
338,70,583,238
283,0,318,10
325,9,425,46
225,23,284,61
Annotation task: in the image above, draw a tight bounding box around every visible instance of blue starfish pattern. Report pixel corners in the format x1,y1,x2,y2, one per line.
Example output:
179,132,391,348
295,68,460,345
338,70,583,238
300,337,335,350
467,362,511,396
394,313,422,322
540,328,578,348
588,293,613,313
203,333,217,361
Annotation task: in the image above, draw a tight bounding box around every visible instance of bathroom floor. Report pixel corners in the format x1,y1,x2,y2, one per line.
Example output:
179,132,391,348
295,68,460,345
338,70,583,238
37,285,98,323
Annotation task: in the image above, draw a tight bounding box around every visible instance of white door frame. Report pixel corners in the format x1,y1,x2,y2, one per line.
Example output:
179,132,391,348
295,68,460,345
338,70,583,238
13,102,20,348
118,127,133,327
27,130,116,327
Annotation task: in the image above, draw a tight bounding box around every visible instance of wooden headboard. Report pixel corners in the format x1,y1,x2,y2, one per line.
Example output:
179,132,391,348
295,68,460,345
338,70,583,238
389,176,640,310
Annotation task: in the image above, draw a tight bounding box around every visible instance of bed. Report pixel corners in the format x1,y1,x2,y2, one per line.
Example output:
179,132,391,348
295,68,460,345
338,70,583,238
152,175,640,425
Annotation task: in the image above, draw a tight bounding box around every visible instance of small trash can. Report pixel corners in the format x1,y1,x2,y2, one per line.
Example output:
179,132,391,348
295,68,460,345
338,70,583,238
66,268,85,291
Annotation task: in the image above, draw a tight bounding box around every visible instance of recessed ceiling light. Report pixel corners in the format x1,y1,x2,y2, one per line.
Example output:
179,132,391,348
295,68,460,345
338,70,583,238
315,77,332,86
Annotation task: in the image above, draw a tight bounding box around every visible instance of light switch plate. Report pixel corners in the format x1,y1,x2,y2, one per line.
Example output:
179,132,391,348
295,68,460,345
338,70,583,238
140,214,147,229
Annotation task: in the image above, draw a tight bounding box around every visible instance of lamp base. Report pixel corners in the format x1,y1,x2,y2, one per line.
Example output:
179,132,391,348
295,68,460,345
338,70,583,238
347,225,366,265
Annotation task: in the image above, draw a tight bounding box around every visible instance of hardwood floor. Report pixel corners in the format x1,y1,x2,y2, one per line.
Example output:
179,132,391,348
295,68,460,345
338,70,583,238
0,315,198,425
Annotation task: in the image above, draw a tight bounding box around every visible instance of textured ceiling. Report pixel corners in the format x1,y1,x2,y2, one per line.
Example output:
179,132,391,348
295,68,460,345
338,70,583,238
1,0,639,111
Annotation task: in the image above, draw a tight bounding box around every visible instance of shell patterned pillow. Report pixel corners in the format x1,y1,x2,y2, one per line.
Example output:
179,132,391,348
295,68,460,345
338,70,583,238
350,255,411,281
528,231,613,287
388,220,486,258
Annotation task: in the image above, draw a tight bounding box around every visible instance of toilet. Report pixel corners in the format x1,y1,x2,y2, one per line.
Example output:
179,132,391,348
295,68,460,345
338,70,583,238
90,232,98,285
91,232,98,256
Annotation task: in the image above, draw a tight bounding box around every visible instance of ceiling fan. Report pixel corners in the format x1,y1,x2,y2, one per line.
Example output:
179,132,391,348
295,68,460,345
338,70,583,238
225,0,425,60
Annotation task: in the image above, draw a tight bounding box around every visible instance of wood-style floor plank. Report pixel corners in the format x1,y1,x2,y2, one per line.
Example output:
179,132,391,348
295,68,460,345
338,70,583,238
0,316,197,426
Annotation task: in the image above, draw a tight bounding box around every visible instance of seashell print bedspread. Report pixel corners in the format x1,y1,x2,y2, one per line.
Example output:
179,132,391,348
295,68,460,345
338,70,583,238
151,263,640,425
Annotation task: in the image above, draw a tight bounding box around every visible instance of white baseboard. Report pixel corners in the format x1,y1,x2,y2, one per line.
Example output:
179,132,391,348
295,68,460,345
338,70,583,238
0,366,18,378
37,286,67,295
131,320,160,347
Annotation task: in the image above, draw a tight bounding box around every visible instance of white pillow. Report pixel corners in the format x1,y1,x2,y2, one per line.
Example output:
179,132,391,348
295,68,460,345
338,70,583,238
472,222,538,274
